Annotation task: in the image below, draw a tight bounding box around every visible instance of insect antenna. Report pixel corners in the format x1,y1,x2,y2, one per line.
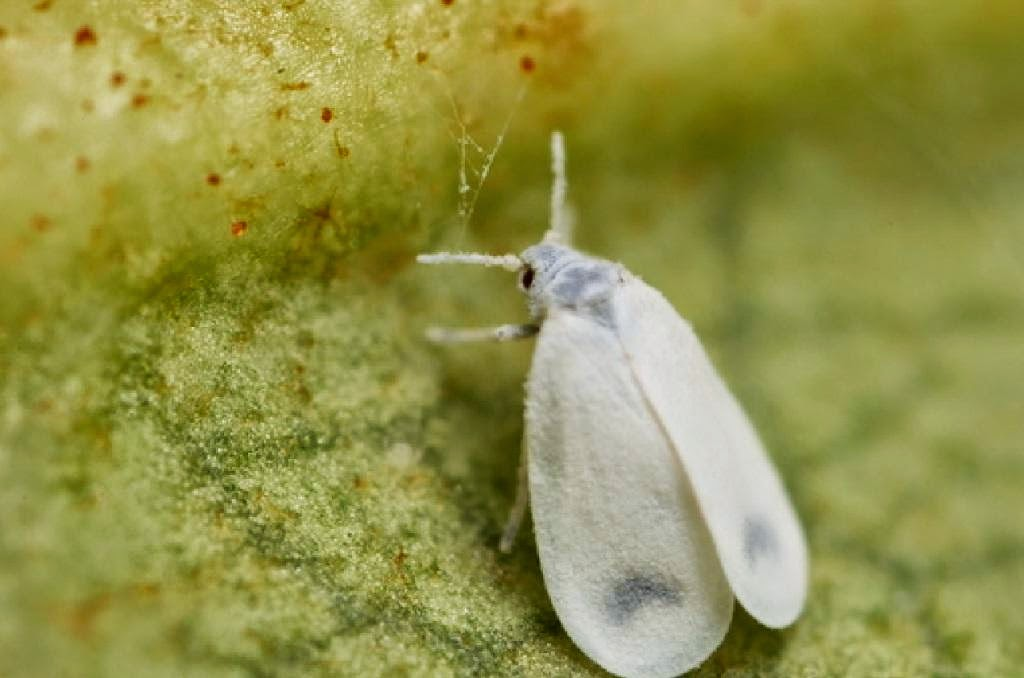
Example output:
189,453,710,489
544,130,574,246
415,252,523,271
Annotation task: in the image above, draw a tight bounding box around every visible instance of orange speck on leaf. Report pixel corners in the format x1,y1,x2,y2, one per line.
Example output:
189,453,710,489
75,156,90,173
740,0,764,17
440,0,454,5
383,33,399,59
333,131,351,159
59,593,112,640
519,55,536,73
281,81,311,91
320,107,333,123
206,173,221,186
230,221,248,237
130,93,149,108
74,25,97,47
110,71,126,87
30,214,52,232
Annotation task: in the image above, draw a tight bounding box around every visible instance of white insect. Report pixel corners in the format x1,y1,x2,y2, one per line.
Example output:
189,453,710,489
418,132,808,678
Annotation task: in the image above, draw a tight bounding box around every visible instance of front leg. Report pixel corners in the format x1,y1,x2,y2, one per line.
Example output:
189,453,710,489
425,324,539,344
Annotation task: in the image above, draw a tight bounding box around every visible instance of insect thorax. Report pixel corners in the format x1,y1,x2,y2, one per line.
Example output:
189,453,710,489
521,243,626,325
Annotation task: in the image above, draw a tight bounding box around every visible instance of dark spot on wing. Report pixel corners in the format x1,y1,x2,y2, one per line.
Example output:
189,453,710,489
605,573,682,625
744,516,777,566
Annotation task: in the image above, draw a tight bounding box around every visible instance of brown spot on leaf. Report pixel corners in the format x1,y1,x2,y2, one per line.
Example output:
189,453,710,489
74,25,97,47
514,23,528,39
440,0,454,5
75,156,90,173
0,27,7,41
519,55,536,73
383,33,399,59
130,93,149,108
30,214,52,232
206,172,221,186
281,81,310,91
320,107,333,123
110,71,126,87
32,0,54,11
333,131,350,159
57,592,112,640
230,221,248,237
131,583,161,598
740,0,764,17
415,50,428,64
81,99,94,112
312,204,331,222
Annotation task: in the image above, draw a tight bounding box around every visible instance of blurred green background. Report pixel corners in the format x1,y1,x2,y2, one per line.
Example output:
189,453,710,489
1,1,1022,676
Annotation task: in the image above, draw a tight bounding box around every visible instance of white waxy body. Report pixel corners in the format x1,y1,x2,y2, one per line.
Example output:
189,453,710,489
418,131,807,678
519,248,807,677
526,301,733,677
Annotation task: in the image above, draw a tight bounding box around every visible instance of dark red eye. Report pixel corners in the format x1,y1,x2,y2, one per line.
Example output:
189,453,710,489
520,266,535,290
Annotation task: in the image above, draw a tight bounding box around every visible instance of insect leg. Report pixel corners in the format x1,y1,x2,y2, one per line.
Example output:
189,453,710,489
499,436,530,553
425,324,539,344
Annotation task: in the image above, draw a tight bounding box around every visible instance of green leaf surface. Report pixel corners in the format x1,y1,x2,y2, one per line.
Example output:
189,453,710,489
2,1,1022,676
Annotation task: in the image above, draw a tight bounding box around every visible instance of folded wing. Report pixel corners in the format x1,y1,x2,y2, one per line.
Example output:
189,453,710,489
527,307,733,678
613,280,808,629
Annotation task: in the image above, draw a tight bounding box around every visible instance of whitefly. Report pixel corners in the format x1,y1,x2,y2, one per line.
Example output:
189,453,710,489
418,132,808,678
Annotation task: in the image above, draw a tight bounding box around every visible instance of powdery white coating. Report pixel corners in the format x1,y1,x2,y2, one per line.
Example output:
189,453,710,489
420,131,808,678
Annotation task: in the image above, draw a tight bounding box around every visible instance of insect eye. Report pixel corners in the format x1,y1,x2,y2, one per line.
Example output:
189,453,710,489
520,266,536,291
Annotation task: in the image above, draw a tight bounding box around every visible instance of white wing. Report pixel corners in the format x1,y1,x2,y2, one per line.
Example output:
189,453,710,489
526,307,733,678
613,279,808,628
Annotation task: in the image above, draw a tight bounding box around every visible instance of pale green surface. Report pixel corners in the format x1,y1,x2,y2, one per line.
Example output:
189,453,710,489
1,1,1023,676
